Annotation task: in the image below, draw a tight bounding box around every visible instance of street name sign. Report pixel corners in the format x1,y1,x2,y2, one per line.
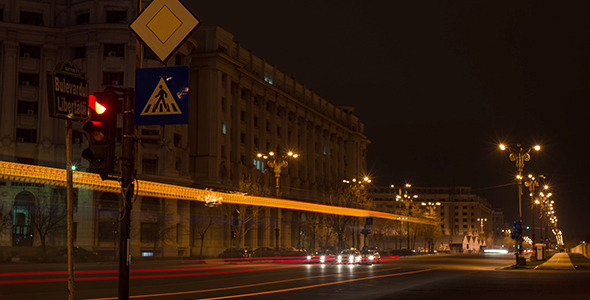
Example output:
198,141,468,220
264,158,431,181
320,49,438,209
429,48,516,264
46,62,88,121
129,0,200,63
135,66,189,125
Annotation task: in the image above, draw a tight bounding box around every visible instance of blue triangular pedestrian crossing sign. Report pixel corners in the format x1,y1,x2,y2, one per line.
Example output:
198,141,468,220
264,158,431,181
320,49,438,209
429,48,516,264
135,66,189,125
140,78,182,116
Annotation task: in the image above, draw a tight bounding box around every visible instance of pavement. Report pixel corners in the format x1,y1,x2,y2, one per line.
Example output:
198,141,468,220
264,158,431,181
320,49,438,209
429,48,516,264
535,252,576,270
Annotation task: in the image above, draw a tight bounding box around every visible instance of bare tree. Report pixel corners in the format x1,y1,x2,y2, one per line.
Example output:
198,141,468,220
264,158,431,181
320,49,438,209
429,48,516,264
324,183,371,250
0,202,12,238
31,191,66,260
193,212,214,258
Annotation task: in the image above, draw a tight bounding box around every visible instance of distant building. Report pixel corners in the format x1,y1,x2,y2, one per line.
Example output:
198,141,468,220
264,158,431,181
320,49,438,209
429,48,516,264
371,185,503,250
0,0,368,258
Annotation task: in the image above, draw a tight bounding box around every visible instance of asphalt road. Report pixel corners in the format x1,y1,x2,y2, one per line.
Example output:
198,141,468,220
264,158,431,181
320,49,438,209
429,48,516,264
1,254,589,300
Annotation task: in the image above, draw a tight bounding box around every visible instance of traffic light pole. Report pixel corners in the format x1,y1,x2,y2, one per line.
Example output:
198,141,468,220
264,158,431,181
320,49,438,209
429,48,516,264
66,119,75,300
118,89,135,300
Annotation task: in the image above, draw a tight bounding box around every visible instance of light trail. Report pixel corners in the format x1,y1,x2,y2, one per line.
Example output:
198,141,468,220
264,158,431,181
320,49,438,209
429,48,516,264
0,160,437,225
0,265,297,285
191,268,436,300
83,267,403,300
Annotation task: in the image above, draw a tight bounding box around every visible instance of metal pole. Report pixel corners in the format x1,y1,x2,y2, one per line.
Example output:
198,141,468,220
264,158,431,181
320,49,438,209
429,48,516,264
66,119,75,300
118,1,141,298
118,90,135,300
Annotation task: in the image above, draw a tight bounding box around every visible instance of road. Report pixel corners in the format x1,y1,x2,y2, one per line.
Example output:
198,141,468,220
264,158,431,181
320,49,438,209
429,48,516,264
1,254,589,299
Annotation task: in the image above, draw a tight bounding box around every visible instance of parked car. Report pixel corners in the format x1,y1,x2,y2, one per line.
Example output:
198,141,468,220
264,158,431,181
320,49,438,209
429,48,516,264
338,249,362,264
252,247,279,258
219,248,251,261
58,247,100,262
306,249,337,264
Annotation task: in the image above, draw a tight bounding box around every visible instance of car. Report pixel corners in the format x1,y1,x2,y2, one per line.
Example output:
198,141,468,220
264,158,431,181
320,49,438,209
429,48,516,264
58,247,100,262
252,247,279,258
366,250,381,264
306,249,336,264
338,249,362,264
219,248,251,262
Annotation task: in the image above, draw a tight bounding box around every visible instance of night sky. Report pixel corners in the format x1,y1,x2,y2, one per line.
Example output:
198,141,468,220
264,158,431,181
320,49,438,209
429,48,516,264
187,1,590,242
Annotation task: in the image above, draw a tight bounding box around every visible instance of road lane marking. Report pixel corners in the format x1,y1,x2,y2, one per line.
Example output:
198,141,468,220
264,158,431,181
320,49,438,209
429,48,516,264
83,267,402,299
0,265,297,285
193,268,436,300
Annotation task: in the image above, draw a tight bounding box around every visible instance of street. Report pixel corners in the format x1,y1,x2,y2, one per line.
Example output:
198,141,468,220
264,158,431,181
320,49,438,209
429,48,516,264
1,253,589,299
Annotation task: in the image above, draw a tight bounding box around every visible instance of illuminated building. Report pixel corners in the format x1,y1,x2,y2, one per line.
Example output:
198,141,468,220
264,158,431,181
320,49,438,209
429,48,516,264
371,186,501,250
0,1,368,258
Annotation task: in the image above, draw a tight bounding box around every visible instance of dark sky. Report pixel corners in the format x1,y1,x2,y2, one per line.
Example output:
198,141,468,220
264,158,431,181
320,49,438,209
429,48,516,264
187,1,590,242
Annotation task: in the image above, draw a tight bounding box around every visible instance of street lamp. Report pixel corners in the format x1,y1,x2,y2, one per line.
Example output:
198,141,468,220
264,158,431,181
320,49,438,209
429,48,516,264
421,202,441,217
257,150,299,197
477,218,487,235
499,144,541,218
524,174,539,245
257,149,299,251
499,143,540,265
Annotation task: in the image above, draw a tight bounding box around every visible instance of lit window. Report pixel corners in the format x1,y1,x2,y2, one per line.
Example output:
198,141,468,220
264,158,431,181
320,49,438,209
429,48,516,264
222,122,227,135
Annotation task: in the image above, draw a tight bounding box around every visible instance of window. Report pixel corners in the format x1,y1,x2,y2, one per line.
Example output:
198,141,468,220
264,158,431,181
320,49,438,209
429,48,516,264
175,54,183,65
173,134,181,147
221,122,227,135
18,73,40,86
240,133,245,144
140,223,158,243
142,158,158,174
104,44,124,57
20,11,43,26
20,45,41,58
16,129,36,143
98,194,118,242
106,10,127,24
74,46,86,59
103,72,124,85
16,157,36,165
98,221,118,242
221,97,226,111
17,101,38,115
77,12,89,24
277,126,281,137
254,158,266,172
254,116,258,127
142,197,160,212
240,111,245,122
0,8,3,21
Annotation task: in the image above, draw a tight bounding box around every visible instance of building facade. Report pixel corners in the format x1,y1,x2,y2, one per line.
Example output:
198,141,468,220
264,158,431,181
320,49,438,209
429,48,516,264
0,0,369,258
371,185,502,250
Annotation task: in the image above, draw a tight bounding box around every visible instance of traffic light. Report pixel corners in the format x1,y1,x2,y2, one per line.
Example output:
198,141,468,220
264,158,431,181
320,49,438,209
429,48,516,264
231,230,238,239
511,221,523,241
361,228,371,235
82,91,118,178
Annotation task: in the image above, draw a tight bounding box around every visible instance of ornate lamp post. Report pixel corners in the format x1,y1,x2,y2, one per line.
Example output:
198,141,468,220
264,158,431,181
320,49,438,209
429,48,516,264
257,149,299,250
257,150,299,197
477,218,487,235
396,184,418,250
524,174,539,245
499,143,540,265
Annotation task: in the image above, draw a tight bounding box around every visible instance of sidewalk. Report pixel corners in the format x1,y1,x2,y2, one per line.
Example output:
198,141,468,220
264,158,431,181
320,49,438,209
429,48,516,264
535,252,576,270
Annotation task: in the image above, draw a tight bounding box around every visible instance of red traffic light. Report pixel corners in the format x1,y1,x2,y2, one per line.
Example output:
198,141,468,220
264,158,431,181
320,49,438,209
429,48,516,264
89,94,107,114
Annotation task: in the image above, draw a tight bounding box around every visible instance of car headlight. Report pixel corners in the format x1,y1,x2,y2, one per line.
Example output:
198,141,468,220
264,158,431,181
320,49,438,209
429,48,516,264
307,255,311,260
337,255,342,262
369,255,374,260
320,256,325,263
349,255,354,262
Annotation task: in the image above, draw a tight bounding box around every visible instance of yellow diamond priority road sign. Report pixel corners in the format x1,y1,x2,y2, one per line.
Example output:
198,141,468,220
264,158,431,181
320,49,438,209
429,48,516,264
130,0,200,63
